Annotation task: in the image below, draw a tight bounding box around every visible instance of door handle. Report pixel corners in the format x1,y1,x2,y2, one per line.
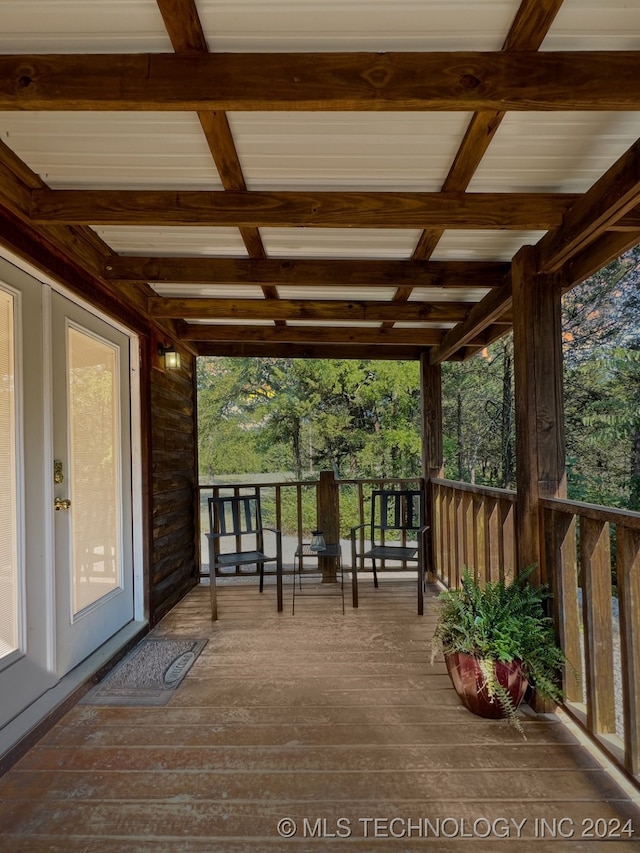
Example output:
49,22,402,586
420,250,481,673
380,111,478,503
54,497,71,511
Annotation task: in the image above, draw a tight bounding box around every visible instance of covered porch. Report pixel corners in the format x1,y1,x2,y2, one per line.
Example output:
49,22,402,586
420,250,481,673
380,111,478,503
1,0,640,844
1,581,639,850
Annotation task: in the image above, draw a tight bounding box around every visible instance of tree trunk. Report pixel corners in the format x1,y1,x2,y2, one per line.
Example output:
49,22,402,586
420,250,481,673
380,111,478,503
629,426,640,510
501,339,515,489
456,392,464,480
292,418,303,480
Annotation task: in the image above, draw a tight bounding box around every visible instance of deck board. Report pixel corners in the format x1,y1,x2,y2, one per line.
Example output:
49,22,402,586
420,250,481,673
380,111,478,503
0,579,639,850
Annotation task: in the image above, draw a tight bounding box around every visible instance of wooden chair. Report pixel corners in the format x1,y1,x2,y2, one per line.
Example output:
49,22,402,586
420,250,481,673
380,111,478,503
207,492,283,619
350,488,428,614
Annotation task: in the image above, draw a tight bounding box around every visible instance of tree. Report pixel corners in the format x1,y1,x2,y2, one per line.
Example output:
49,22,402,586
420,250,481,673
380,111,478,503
562,244,640,508
442,337,515,488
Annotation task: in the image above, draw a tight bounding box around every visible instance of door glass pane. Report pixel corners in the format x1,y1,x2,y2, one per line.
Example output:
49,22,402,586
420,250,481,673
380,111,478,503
68,327,121,614
0,290,19,660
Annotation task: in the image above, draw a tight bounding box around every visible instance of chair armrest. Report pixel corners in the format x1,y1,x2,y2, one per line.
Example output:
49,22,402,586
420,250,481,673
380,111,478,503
262,526,282,537
350,523,367,538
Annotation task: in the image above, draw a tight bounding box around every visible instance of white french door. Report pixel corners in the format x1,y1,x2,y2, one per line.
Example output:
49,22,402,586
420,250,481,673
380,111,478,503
51,292,134,676
0,257,137,727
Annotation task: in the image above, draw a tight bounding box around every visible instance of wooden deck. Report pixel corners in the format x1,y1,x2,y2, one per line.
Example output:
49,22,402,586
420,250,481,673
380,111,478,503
0,578,639,851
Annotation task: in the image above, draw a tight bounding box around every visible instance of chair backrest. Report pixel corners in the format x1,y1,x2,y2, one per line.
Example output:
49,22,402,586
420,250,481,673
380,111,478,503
370,489,425,537
209,492,263,538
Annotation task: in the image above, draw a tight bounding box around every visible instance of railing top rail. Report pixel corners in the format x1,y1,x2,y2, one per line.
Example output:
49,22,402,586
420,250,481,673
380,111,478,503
198,480,319,492
431,478,517,502
199,476,424,492
540,496,640,530
337,476,423,487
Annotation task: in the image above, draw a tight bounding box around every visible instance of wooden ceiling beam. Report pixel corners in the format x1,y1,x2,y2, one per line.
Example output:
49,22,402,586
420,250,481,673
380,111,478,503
4,52,640,111
429,279,513,364
156,0,270,277
31,189,577,229
565,230,640,287
537,138,640,272
104,256,509,288
411,0,564,265
194,341,429,360
148,297,474,323
179,322,447,346
156,0,208,52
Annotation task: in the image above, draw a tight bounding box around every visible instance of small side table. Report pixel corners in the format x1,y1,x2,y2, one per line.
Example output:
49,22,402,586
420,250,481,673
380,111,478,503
293,543,344,614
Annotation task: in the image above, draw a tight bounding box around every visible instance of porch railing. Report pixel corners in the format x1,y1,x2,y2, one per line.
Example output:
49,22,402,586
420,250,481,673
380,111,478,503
197,474,422,577
540,496,640,778
430,478,517,589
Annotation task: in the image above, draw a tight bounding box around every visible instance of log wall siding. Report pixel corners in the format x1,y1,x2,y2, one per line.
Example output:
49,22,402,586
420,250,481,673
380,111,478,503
150,350,198,623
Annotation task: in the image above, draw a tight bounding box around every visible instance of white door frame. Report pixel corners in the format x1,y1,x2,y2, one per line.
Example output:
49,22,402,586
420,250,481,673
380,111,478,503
0,248,146,750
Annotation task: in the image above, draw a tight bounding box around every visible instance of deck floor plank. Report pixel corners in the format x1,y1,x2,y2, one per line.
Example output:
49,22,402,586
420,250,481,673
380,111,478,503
0,580,639,850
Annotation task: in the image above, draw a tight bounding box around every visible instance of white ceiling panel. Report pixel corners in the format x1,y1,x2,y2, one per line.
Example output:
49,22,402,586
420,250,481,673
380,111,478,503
0,0,172,52
431,231,547,262
187,318,275,326
262,228,421,258
95,227,248,257
0,112,222,189
543,0,640,49
277,286,397,301
151,284,266,300
198,0,520,51
408,288,492,303
469,113,640,193
288,320,381,328
394,322,457,330
229,112,472,190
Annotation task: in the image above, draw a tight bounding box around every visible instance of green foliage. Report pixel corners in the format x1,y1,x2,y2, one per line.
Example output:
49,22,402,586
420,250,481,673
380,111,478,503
563,245,640,511
197,356,422,481
432,567,567,731
442,336,515,489
196,247,640,517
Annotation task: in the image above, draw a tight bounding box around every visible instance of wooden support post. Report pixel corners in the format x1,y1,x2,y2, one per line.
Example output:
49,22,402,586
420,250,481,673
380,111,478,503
512,245,567,582
317,470,339,582
421,354,443,583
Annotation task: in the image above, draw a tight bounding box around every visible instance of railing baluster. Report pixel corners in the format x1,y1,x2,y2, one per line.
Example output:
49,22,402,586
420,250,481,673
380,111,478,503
501,499,515,582
617,525,640,775
475,494,486,585
486,497,499,582
544,508,582,703
580,516,617,736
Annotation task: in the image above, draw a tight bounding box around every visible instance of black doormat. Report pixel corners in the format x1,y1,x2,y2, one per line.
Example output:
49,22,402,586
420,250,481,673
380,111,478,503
81,637,208,706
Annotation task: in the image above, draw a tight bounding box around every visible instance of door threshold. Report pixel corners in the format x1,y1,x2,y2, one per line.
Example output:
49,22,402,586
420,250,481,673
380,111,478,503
0,620,148,775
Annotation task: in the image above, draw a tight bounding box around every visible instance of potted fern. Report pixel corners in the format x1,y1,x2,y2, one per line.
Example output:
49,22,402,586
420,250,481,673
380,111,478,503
431,566,567,733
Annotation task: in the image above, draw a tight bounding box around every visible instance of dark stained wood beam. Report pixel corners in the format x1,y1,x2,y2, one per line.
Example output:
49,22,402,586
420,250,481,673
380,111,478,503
4,52,640,111
0,204,154,337
0,137,157,321
502,0,565,51
179,322,448,346
104,256,509,288
411,0,564,263
429,278,513,364
31,189,577,229
194,340,429,360
156,0,270,276
606,208,640,231
538,138,640,272
148,296,474,323
156,0,208,52
565,230,640,287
